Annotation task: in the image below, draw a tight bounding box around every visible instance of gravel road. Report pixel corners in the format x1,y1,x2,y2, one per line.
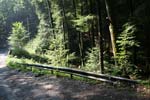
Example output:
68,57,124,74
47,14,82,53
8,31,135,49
0,50,149,100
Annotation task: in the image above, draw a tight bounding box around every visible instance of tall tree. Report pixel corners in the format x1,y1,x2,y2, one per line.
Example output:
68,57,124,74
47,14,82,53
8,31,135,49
96,0,104,73
105,0,117,59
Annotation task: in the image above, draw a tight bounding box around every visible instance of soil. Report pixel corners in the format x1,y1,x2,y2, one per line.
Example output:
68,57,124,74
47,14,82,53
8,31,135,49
0,50,149,100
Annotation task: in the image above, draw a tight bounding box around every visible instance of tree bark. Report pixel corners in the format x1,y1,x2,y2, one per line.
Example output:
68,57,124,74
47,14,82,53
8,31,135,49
79,31,84,67
96,0,104,74
89,0,95,47
105,0,117,59
45,0,55,38
61,0,69,47
128,0,134,16
72,0,77,17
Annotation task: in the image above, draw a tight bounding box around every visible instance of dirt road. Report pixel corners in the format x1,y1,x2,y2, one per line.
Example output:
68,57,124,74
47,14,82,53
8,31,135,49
0,50,149,100
0,50,7,68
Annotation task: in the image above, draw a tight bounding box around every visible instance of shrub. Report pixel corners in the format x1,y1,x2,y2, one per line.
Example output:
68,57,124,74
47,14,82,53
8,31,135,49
116,22,139,77
10,48,30,58
84,47,100,72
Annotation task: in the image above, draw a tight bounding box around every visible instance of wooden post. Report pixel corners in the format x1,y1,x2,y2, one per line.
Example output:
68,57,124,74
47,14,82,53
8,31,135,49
51,70,54,74
70,74,73,79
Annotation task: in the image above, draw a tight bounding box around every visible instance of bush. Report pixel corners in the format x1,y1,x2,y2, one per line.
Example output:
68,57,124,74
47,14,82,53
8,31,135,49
84,47,100,72
8,47,48,63
116,22,139,77
10,48,30,58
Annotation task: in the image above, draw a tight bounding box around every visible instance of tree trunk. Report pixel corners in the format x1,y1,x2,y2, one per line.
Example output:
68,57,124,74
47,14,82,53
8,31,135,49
79,0,84,67
128,0,134,16
105,0,117,58
89,0,95,47
45,0,55,38
79,31,84,67
96,0,104,74
72,0,77,17
61,0,69,47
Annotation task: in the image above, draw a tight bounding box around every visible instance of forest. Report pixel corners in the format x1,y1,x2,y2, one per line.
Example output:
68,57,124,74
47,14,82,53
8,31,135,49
0,0,150,82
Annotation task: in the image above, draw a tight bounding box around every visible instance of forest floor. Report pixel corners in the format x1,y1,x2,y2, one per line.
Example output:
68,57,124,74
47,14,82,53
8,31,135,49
0,50,150,100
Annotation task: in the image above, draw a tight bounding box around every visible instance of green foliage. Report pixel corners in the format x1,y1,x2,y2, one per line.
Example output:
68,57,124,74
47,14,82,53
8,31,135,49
117,23,139,49
10,47,48,63
116,22,140,76
30,0,53,54
8,22,29,48
7,55,100,84
7,55,47,74
84,47,114,74
51,0,63,29
10,48,30,58
3,0,150,80
25,33,50,54
13,0,25,12
46,34,75,67
139,79,150,88
72,15,94,32
7,55,33,67
84,47,100,72
0,10,6,47
34,35,51,53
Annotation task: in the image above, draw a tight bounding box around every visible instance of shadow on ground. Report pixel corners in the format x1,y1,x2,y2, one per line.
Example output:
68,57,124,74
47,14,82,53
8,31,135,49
0,68,149,100
0,48,149,100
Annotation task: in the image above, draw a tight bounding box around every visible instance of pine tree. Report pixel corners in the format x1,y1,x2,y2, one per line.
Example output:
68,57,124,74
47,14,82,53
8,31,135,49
46,34,75,67
8,22,29,49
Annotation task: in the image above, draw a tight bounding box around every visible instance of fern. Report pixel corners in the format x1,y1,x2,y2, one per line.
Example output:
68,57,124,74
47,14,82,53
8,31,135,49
116,22,140,76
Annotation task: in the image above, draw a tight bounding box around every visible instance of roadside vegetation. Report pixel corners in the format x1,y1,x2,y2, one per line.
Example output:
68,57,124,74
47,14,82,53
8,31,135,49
0,0,149,88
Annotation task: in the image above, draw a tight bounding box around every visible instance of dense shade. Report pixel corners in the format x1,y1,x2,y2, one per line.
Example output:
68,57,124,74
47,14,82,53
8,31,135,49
0,0,150,79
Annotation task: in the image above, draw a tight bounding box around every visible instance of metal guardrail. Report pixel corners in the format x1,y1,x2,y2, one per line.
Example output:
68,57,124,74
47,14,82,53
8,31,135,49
19,63,139,85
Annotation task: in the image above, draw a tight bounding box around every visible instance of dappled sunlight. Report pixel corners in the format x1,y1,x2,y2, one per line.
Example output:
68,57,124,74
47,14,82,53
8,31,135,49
42,84,55,90
0,0,150,99
0,51,7,68
0,65,149,100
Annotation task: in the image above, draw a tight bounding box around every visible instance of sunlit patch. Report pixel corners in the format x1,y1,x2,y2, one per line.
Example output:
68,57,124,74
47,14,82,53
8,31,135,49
0,52,7,68
42,84,54,90
31,88,60,97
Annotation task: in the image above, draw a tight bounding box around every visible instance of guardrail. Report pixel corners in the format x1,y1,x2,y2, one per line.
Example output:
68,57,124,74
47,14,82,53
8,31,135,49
19,63,139,85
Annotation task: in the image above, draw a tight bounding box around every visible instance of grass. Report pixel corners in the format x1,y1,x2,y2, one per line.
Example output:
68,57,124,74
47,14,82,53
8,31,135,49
6,56,102,84
139,79,150,88
7,54,150,87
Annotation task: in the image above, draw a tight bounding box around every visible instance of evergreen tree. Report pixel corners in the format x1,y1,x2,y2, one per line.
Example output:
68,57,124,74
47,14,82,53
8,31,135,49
8,22,29,49
46,34,75,67
117,22,139,76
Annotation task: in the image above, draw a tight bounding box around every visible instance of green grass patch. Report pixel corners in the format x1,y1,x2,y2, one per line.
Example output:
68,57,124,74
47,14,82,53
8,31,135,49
7,56,101,84
139,79,150,88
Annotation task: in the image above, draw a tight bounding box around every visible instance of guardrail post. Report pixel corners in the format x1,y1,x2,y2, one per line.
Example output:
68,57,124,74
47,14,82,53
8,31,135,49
39,69,42,74
51,70,54,74
70,74,73,79
31,67,33,72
